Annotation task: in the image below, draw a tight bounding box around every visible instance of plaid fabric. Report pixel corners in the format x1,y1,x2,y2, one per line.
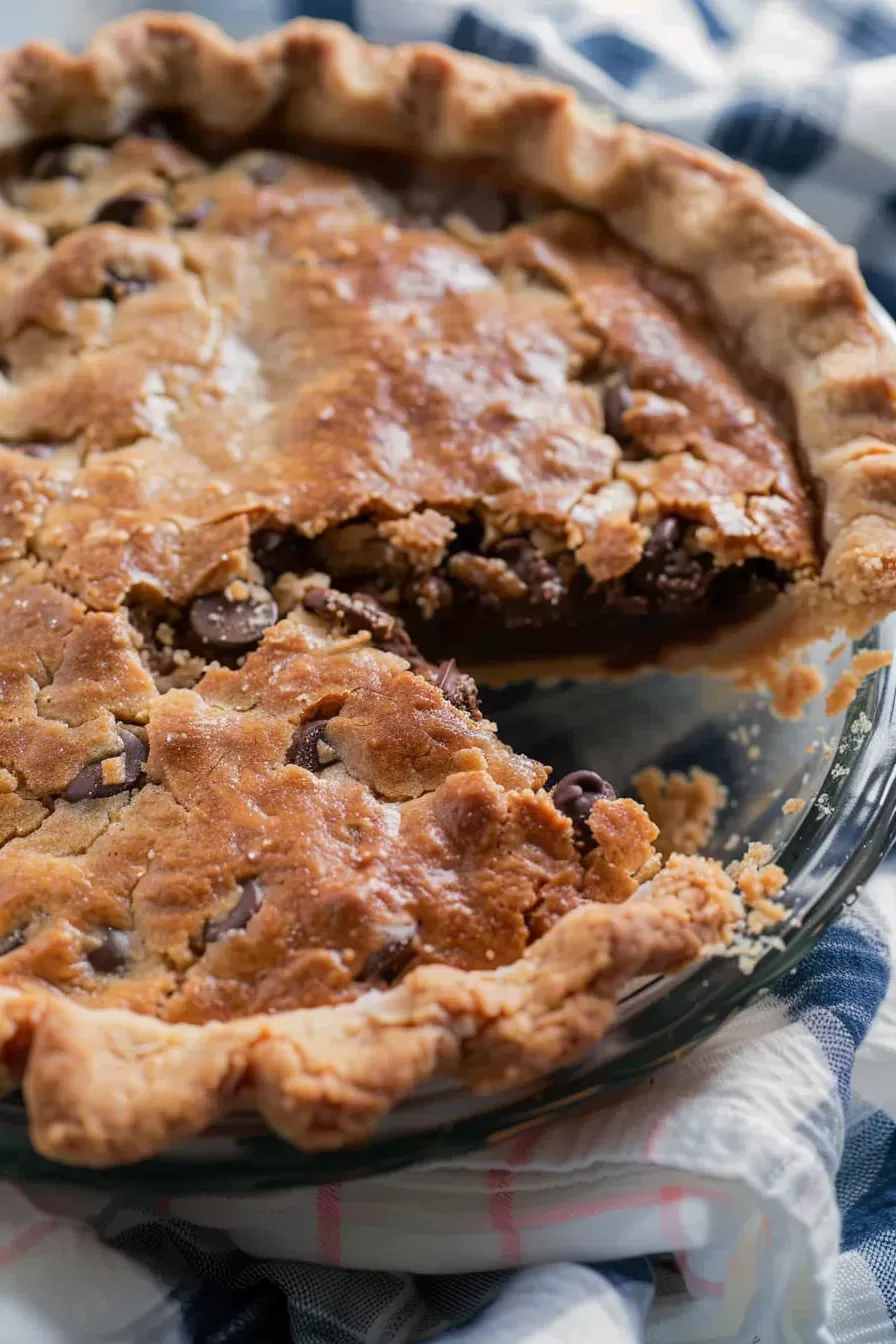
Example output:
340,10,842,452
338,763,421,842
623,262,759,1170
279,0,896,316
3,2,896,1341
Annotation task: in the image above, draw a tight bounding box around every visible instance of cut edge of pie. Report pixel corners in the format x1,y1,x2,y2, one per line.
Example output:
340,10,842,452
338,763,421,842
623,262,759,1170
0,14,887,1165
1,13,894,686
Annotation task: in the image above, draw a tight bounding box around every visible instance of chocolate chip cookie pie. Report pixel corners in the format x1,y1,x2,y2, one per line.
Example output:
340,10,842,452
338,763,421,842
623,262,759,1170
0,14,891,1166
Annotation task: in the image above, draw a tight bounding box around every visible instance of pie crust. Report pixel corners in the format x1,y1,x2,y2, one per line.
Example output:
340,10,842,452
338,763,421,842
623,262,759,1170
0,14,889,1165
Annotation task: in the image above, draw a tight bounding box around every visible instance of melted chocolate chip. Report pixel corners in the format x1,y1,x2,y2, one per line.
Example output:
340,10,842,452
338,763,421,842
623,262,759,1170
250,528,312,580
450,185,514,233
303,587,423,666
101,267,150,302
553,770,616,848
252,528,287,556
303,587,399,644
620,516,712,615
64,728,147,802
603,381,634,444
205,878,264,944
92,192,155,228
189,588,278,650
491,538,568,627
246,158,286,186
432,658,480,717
174,201,211,230
644,515,684,561
87,927,130,974
287,719,334,772
31,143,79,181
130,112,173,140
129,108,192,141
0,926,27,957
359,927,418,985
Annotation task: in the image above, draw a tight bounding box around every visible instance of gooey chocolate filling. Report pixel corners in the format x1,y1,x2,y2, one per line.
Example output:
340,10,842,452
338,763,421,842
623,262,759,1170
251,514,785,673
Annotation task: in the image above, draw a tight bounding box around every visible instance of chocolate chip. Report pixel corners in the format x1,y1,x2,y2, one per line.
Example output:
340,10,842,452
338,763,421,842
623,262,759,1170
622,516,712,615
252,528,287,556
553,770,616,847
64,728,147,802
287,719,334,773
359,927,417,985
129,108,191,141
432,658,480,717
30,143,79,181
302,587,400,644
643,515,684,562
492,539,568,626
250,528,311,580
189,588,278,650
603,381,634,444
101,267,150,302
205,878,264,944
92,192,155,228
87,927,130,974
174,201,211,230
0,926,27,957
451,185,513,233
246,158,286,186
130,112,173,140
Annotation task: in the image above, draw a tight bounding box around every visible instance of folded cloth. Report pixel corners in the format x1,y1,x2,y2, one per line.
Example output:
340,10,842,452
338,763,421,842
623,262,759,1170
3,2,896,1341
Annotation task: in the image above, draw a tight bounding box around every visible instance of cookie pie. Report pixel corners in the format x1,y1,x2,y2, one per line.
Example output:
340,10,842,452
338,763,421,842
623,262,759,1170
0,14,890,1165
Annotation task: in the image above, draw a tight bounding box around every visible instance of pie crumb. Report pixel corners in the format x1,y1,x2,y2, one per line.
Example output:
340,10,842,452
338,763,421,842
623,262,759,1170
726,841,787,928
824,650,892,716
768,662,826,719
225,578,251,602
632,764,728,858
782,797,805,815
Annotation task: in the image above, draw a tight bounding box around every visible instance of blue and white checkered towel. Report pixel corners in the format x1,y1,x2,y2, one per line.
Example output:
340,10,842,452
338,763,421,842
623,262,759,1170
3,2,896,1341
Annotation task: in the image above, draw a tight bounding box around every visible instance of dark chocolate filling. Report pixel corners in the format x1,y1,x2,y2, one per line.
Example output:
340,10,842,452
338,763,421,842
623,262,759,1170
253,516,784,674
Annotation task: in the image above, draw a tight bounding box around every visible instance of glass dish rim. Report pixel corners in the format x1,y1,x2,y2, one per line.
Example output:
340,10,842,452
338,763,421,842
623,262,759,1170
2,188,896,1194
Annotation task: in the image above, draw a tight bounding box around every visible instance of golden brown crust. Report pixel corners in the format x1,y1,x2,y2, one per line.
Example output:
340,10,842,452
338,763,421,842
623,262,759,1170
0,148,813,619
15,856,736,1166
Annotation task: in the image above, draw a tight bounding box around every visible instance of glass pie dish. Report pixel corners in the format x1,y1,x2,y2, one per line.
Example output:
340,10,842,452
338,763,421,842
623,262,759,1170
0,184,894,1194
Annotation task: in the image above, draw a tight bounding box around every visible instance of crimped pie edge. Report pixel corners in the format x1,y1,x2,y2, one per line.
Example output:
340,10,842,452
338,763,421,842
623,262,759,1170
3,854,734,1166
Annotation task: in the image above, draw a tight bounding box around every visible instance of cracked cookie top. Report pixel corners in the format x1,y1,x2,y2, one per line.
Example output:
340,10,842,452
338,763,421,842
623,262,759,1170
0,128,815,633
